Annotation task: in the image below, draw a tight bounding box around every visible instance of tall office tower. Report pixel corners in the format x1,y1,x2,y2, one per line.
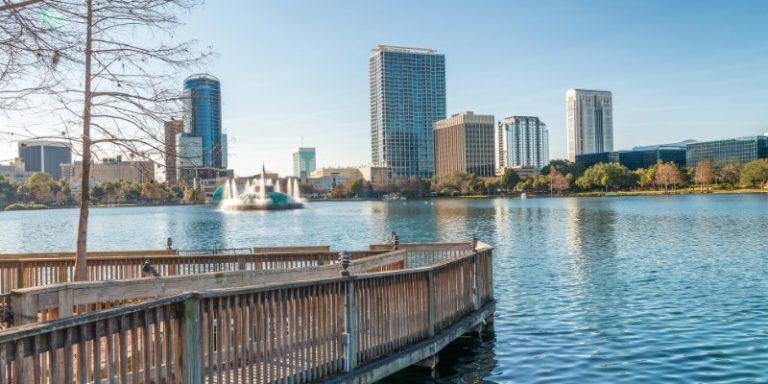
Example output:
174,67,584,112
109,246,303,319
434,111,495,177
566,89,613,161
496,116,549,171
370,45,446,178
164,120,183,185
18,140,72,180
184,74,223,169
292,147,316,183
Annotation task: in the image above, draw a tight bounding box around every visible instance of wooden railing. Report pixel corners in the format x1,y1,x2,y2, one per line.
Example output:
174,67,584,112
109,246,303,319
6,250,409,325
0,251,365,295
0,242,494,384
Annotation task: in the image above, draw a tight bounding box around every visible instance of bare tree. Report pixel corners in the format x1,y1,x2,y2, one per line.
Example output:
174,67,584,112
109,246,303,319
1,0,211,280
655,162,682,193
694,160,714,191
548,165,569,196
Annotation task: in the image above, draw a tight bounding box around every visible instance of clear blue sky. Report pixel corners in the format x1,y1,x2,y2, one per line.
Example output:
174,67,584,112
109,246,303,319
56,1,768,176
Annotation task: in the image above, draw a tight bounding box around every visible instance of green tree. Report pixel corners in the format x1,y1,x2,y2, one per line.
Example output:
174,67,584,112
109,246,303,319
25,172,55,204
740,159,768,187
541,159,584,179
500,169,520,191
715,160,742,186
0,175,18,208
576,163,636,191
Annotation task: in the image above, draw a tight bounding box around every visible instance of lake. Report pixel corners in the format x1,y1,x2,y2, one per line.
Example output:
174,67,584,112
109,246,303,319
1,195,767,383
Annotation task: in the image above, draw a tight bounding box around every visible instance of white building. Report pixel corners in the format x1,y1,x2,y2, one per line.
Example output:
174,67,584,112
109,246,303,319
496,116,549,173
566,89,613,161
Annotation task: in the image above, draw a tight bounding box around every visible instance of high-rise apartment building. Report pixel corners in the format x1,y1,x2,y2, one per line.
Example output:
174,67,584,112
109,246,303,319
566,89,613,161
496,116,549,172
18,140,72,180
370,45,446,178
183,74,223,169
434,111,495,177
292,147,316,183
164,120,183,185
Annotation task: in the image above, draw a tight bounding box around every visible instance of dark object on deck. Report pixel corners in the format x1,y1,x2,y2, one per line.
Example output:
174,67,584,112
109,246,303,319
142,260,160,277
340,251,351,276
166,237,173,250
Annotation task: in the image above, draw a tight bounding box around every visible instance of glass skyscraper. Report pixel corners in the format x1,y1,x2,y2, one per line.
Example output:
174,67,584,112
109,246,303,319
184,74,223,169
370,45,446,178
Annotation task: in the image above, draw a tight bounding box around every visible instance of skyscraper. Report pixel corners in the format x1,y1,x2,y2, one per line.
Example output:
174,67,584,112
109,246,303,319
292,147,316,183
184,74,223,169
496,116,549,171
370,45,446,178
566,89,613,161
164,119,183,185
18,140,72,180
434,112,495,177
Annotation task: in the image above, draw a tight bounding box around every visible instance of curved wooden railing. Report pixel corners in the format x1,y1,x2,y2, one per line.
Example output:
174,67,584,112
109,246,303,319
0,242,494,384
0,247,376,295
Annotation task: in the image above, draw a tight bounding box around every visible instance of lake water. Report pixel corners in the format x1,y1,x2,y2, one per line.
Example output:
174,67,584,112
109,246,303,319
1,195,767,383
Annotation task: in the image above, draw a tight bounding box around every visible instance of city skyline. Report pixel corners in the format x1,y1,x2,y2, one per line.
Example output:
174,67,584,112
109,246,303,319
1,1,767,177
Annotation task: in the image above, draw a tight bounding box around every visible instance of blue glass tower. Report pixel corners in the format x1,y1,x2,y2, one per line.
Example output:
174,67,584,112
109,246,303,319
370,45,446,178
184,74,222,169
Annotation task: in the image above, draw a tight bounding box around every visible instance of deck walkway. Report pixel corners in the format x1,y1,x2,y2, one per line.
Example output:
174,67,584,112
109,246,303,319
0,240,494,383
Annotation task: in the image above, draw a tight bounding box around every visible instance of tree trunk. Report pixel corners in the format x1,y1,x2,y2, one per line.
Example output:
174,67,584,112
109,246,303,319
74,0,94,282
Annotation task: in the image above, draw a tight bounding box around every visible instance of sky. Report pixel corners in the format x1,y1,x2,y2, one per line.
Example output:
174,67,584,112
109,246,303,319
3,0,768,177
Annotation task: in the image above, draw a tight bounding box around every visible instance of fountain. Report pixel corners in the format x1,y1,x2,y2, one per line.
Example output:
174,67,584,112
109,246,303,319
217,166,304,211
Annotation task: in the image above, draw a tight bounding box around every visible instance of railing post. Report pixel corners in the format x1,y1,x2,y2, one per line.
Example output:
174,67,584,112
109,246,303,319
15,261,24,289
474,250,482,311
427,270,435,337
181,296,202,384
9,291,38,326
343,279,358,372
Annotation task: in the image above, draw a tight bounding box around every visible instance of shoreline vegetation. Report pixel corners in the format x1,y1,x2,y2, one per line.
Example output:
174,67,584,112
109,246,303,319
4,158,768,211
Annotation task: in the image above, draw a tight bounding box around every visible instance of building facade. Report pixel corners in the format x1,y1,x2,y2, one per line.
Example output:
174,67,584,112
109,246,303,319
575,141,689,171
62,157,155,185
370,45,446,178
0,158,33,182
434,111,495,177
686,136,768,168
18,140,72,180
359,166,395,188
183,74,223,169
496,116,549,172
164,120,183,185
292,147,317,183
566,89,614,161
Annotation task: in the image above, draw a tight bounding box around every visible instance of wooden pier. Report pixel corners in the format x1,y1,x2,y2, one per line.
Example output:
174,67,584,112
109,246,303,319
0,240,494,383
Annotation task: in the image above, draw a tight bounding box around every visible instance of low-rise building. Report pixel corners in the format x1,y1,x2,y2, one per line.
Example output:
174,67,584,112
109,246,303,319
575,141,691,170
686,136,768,168
0,158,34,182
359,166,395,189
496,165,538,179
62,157,155,185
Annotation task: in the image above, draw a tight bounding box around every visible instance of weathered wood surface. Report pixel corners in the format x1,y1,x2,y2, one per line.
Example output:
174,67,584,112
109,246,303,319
0,242,494,384
6,250,408,324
